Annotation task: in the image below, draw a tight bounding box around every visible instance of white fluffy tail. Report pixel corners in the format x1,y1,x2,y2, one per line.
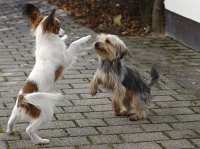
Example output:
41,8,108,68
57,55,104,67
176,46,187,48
65,35,91,68
24,92,63,119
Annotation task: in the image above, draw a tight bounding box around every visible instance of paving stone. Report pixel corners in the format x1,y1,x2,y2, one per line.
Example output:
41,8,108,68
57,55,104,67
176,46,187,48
89,135,122,144
0,141,7,149
20,129,68,140
152,107,194,115
160,139,195,148
76,119,107,127
84,111,116,119
175,114,200,122
191,107,200,113
104,117,150,125
43,147,75,149
97,125,142,134
90,104,112,111
56,113,85,121
166,130,199,139
141,123,173,132
148,115,178,123
121,132,168,143
63,106,92,113
8,139,39,149
49,120,76,129
0,132,20,141
191,138,200,147
72,98,111,106
153,95,175,102
155,100,196,108
79,144,110,149
67,127,98,136
41,137,90,147
113,142,161,149
171,122,200,130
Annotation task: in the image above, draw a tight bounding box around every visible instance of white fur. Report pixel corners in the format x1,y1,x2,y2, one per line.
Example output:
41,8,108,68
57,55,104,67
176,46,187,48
7,18,91,144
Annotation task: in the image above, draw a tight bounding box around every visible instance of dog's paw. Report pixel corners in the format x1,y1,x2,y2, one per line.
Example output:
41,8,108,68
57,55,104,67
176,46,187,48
35,139,50,144
80,35,92,43
6,128,15,135
90,89,97,96
129,113,144,121
61,34,68,41
6,130,15,135
115,110,129,116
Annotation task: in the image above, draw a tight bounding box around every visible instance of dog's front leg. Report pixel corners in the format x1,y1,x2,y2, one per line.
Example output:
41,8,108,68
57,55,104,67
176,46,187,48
112,84,126,115
90,77,99,96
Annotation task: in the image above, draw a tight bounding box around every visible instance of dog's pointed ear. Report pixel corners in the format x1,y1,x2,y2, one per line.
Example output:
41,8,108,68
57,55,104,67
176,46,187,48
22,3,43,30
42,9,56,34
49,9,56,20
22,4,41,24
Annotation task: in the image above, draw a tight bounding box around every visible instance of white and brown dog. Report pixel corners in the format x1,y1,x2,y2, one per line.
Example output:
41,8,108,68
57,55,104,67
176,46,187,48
6,3,91,144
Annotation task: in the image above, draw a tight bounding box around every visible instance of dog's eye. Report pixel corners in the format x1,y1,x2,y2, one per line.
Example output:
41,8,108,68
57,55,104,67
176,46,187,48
105,39,110,44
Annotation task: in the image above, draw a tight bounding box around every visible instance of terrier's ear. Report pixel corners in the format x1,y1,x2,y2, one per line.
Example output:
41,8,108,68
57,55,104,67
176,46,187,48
120,48,129,59
42,9,56,34
22,4,42,27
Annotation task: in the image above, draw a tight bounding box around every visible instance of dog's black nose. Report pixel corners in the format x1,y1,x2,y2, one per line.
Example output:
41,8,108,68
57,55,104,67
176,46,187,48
95,42,100,48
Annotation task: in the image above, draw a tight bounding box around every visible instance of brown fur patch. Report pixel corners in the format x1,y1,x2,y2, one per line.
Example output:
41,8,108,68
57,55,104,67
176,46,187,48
22,4,43,31
17,95,41,118
31,15,43,31
42,18,60,34
22,81,38,94
42,9,61,35
18,81,41,118
55,65,64,82
95,42,116,60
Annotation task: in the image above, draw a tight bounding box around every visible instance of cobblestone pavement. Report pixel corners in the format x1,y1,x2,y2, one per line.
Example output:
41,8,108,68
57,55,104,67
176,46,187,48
0,0,200,149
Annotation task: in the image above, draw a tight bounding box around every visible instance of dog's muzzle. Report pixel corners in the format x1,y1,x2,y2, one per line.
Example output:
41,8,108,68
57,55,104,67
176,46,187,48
59,28,68,41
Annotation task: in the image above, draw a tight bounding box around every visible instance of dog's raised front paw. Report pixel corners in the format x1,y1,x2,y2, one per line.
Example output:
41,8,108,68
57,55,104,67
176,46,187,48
90,88,97,96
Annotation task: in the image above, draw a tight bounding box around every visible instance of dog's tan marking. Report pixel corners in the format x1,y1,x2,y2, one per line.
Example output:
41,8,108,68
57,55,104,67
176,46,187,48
55,65,64,82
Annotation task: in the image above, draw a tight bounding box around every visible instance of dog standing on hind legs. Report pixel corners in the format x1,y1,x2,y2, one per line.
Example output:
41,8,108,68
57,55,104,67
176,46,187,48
90,34,159,121
7,3,91,144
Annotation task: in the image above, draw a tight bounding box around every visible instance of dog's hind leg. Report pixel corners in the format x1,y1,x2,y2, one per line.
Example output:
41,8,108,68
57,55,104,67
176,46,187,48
129,94,146,121
26,118,50,144
116,90,133,116
7,105,20,134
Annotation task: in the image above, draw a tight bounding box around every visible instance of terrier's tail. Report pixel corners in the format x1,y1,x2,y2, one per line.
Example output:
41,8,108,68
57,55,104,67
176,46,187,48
148,66,159,87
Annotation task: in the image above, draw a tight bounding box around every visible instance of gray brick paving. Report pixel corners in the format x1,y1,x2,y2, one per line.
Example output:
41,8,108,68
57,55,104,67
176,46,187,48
0,0,200,148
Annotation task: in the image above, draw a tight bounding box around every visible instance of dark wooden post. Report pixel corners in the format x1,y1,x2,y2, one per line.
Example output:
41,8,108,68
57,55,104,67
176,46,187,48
152,0,164,33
